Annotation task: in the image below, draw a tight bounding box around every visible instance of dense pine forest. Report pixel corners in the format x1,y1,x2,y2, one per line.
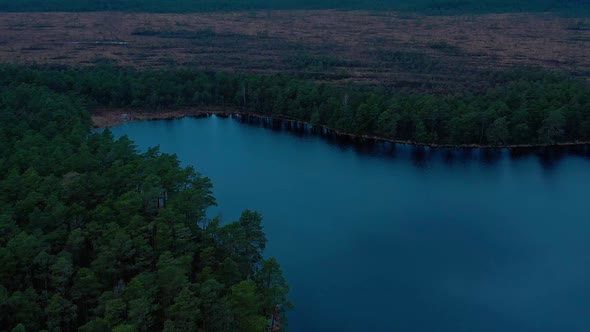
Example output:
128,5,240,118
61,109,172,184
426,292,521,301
1,0,590,329
2,65,589,147
0,78,290,330
1,0,590,328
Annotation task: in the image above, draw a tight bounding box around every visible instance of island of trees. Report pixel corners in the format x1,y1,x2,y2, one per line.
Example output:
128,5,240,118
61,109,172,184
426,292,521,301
0,78,291,331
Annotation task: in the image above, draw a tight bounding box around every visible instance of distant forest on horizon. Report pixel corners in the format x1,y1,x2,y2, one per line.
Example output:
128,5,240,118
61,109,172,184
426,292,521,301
1,0,589,14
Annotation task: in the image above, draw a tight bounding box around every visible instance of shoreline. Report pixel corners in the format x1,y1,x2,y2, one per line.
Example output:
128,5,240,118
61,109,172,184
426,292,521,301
91,107,590,150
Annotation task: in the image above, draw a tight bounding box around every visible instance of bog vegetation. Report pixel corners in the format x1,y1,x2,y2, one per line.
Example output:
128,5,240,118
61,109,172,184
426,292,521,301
0,0,588,14
0,74,291,331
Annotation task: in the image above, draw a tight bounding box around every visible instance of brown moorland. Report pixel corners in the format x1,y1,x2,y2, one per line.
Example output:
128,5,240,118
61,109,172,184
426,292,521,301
1,11,589,93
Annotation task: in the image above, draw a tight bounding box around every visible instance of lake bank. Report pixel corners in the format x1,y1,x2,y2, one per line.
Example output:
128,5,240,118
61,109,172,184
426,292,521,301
110,116,590,332
91,107,235,129
92,108,590,149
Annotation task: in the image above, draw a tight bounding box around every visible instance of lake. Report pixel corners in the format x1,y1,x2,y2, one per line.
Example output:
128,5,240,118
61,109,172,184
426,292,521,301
111,115,590,332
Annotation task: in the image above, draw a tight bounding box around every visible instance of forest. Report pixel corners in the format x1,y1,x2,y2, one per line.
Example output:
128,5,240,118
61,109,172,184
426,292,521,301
0,77,291,330
2,65,589,147
0,0,588,14
2,0,590,329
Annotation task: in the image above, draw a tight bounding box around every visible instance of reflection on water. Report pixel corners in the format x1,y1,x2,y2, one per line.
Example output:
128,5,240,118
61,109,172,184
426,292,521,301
233,113,590,168
111,115,590,332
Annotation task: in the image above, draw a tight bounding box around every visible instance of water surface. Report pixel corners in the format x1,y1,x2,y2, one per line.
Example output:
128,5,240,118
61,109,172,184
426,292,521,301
111,116,590,332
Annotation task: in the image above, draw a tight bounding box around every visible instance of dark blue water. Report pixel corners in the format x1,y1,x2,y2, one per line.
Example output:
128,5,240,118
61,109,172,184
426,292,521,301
111,116,590,332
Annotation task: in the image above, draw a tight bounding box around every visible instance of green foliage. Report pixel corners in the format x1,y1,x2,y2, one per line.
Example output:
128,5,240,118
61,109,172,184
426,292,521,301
0,80,290,330
375,50,440,72
165,286,201,331
427,40,461,54
287,53,358,72
567,20,590,31
3,64,589,146
11,324,26,332
230,281,268,332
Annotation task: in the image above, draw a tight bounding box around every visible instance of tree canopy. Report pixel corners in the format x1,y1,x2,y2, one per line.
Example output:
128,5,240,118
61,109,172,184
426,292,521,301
2,65,589,146
0,80,291,331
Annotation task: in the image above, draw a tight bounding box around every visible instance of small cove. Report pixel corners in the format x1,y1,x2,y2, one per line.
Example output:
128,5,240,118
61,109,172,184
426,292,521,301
111,115,590,332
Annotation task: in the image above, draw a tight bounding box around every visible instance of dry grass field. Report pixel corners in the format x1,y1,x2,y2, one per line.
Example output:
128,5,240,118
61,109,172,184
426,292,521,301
1,10,589,92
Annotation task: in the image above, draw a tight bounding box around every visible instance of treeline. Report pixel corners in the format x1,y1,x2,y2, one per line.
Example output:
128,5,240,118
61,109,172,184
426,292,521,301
0,0,588,15
2,65,590,146
0,81,291,330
